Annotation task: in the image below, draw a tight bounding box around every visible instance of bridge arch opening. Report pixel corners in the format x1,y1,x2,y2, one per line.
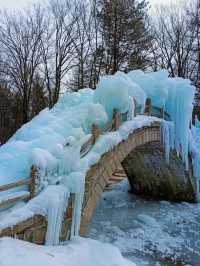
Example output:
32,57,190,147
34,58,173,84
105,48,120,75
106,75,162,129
122,142,195,202
80,123,196,235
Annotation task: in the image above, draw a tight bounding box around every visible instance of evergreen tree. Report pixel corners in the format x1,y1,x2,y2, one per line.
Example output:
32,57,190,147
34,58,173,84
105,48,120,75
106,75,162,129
97,0,152,74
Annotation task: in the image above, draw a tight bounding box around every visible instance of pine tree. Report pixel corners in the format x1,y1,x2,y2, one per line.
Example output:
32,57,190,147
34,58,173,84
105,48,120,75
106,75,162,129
97,0,152,74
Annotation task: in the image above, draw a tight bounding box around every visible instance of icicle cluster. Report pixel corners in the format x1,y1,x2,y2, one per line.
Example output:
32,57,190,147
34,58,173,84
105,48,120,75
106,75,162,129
45,186,70,245
161,121,175,163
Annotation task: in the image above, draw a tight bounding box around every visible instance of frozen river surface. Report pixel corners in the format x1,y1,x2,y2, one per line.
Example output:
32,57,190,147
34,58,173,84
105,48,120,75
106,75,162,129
86,180,200,266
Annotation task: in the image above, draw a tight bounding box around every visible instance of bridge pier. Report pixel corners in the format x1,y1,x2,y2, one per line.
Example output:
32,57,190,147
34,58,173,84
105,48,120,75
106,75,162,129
122,142,196,202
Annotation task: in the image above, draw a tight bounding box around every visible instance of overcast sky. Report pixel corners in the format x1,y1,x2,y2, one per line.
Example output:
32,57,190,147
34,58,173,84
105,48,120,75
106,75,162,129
0,0,183,10
0,0,33,9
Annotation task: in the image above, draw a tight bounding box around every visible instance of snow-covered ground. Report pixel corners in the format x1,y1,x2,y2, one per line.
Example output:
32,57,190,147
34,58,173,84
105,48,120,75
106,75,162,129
86,180,200,266
0,237,135,266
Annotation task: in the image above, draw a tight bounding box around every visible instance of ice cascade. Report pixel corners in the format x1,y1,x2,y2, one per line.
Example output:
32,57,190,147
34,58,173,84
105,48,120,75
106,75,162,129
0,69,197,244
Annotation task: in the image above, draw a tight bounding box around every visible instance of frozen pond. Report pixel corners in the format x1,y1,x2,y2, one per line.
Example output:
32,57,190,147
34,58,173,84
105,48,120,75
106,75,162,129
86,180,200,266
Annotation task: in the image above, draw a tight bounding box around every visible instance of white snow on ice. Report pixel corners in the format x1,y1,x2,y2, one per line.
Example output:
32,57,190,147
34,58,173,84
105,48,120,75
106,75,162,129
0,237,136,266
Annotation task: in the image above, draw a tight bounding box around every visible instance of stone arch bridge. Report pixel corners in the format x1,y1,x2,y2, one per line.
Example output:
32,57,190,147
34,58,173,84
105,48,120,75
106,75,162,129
0,103,196,244
81,121,195,234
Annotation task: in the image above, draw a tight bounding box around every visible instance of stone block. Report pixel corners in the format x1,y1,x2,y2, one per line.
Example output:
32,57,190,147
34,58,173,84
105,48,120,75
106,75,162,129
23,228,34,243
98,176,107,190
123,141,196,202
102,170,110,183
60,219,71,241
33,226,46,245
82,196,97,223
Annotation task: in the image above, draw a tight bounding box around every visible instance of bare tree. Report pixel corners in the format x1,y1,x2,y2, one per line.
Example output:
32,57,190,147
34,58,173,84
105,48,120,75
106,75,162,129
187,0,200,107
152,5,196,78
189,0,200,86
87,0,105,89
0,5,45,122
69,1,100,90
41,0,78,107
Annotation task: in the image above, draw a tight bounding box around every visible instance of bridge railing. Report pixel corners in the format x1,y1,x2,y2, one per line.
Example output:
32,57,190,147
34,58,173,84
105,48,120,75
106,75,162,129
80,98,171,158
0,97,170,209
0,108,127,209
0,165,37,210
143,98,171,121
80,108,128,158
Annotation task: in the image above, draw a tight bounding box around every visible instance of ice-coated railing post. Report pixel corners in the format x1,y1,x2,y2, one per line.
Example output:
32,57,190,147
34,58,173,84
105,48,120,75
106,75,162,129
112,108,120,130
91,124,100,144
145,98,151,116
29,165,37,199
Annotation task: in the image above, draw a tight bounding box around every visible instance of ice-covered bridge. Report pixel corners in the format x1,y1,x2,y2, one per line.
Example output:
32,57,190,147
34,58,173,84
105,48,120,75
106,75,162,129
0,70,198,246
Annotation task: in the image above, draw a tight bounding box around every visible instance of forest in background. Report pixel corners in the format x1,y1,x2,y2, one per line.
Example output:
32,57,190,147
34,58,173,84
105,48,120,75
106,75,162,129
0,0,199,143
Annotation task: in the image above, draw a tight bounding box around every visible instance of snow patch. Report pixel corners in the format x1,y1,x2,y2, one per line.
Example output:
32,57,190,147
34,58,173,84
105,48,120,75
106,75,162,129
0,237,136,266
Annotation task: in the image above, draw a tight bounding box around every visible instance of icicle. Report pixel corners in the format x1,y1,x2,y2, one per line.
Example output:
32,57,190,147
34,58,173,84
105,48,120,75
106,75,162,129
70,172,85,238
45,185,70,245
161,120,175,163
127,97,135,121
